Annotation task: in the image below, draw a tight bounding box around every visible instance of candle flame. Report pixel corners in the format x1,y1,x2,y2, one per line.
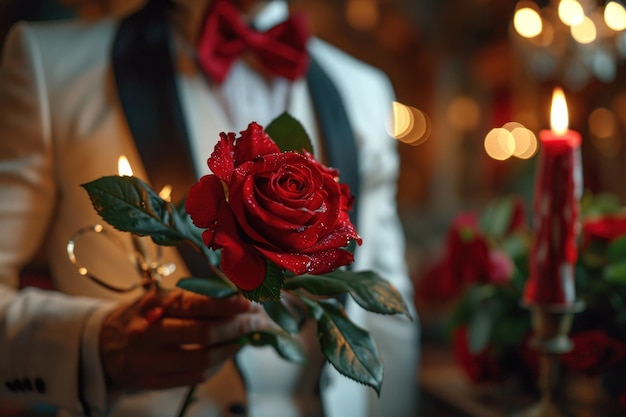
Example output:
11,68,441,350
118,156,133,176
159,184,172,202
550,87,569,136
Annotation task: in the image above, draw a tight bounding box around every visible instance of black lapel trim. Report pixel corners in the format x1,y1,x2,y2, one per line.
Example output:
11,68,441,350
112,1,211,277
306,59,360,226
111,0,196,204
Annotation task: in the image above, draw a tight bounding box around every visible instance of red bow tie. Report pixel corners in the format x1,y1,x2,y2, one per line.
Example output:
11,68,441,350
197,0,310,83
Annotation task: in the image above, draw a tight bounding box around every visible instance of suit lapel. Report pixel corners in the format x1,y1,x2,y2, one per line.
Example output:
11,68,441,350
305,60,360,225
112,1,216,279
111,0,197,204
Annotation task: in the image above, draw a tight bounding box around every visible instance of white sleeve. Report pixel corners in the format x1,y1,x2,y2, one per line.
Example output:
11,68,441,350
0,23,115,415
0,285,108,414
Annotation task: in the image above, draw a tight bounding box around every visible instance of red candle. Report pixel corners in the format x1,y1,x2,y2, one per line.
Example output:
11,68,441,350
524,87,582,306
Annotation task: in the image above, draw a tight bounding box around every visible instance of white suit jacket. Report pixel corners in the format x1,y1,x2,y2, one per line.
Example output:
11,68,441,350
0,3,419,417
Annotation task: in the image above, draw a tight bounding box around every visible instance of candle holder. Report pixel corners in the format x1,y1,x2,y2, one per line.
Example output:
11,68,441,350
517,301,585,417
67,223,176,293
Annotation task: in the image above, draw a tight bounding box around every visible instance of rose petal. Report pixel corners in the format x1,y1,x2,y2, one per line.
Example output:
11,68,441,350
216,232,266,291
208,132,236,182
186,175,226,228
235,122,281,164
259,247,355,275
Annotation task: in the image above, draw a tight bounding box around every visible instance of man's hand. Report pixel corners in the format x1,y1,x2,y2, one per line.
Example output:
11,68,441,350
100,288,266,392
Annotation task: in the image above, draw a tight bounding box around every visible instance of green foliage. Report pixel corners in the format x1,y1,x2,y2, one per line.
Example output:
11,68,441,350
262,300,301,334
241,329,307,364
479,197,516,240
176,276,237,298
241,261,285,302
305,297,383,396
285,270,412,319
265,112,313,154
82,175,188,246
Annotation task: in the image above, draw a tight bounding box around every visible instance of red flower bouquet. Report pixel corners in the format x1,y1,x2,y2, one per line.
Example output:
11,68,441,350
82,113,411,402
419,194,626,404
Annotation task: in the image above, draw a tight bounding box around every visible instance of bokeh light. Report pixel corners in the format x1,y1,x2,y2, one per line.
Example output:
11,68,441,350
571,16,597,44
511,127,538,159
588,107,616,138
514,6,543,38
558,0,585,26
388,101,431,146
488,122,538,160
484,128,515,160
605,1,626,31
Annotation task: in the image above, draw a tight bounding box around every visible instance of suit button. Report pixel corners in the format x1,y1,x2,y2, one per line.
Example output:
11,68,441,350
13,379,24,391
5,381,16,392
34,378,46,394
228,402,247,415
23,378,33,391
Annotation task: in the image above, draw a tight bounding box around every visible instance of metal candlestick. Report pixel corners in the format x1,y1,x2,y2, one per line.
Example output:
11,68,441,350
517,301,585,417
67,223,176,293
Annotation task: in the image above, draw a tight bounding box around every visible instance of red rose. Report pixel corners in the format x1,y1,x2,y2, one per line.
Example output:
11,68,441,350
453,326,502,383
487,250,513,285
446,213,491,284
417,212,515,301
561,330,626,375
583,215,626,244
186,122,362,291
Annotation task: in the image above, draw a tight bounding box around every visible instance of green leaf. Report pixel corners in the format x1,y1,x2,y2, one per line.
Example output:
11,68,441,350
263,300,301,334
240,261,285,302
581,192,622,217
608,236,626,264
265,112,313,154
604,262,626,284
467,307,493,353
176,276,237,298
285,270,411,319
306,298,383,396
174,206,222,266
479,197,514,239
241,329,307,364
82,175,188,246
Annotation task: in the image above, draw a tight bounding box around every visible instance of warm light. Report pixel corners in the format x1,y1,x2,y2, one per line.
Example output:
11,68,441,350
448,96,481,132
558,0,585,26
500,122,538,159
387,101,430,146
514,7,543,38
484,128,515,160
570,16,597,44
118,156,133,176
605,1,626,31
159,184,172,202
389,101,412,138
550,87,569,136
511,127,538,159
346,0,379,31
588,107,616,138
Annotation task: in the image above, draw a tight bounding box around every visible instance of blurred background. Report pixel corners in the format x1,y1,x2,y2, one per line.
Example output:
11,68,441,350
3,0,626,415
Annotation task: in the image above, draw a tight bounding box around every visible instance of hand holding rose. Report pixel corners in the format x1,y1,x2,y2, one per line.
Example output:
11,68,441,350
100,288,268,392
